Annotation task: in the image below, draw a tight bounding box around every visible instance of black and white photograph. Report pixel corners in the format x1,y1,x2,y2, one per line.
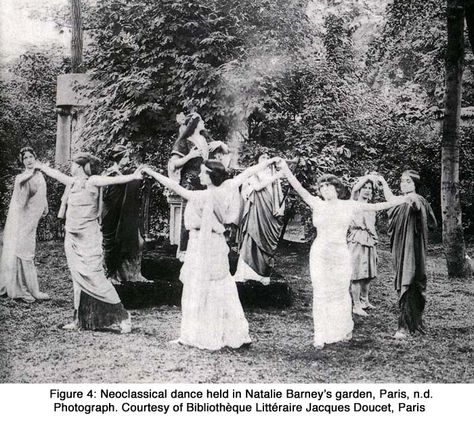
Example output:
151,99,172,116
0,0,473,419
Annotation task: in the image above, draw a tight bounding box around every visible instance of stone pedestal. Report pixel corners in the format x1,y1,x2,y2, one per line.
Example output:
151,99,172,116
168,193,183,246
55,73,92,165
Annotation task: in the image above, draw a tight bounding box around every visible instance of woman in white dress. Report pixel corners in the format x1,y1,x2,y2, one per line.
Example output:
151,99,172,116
278,161,407,348
0,147,49,302
143,157,280,350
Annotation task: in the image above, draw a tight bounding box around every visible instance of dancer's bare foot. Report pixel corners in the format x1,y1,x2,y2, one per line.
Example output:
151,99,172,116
393,328,409,339
62,320,79,331
35,292,50,300
353,306,368,316
361,299,375,309
119,314,132,334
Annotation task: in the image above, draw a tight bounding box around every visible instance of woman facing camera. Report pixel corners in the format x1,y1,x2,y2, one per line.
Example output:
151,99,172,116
36,153,143,333
143,157,280,350
0,147,50,302
277,160,407,349
387,170,437,339
348,174,380,316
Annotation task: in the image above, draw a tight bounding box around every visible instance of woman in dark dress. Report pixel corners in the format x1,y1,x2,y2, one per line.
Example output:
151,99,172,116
387,170,437,339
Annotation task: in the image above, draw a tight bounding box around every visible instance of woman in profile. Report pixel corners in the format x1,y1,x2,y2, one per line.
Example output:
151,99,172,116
0,147,50,302
387,170,437,339
277,160,407,349
36,153,142,333
143,157,279,350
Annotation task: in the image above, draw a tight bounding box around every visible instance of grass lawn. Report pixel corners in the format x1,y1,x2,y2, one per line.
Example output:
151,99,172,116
0,238,473,383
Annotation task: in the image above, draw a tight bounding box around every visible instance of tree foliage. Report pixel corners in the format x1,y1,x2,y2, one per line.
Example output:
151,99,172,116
0,49,68,222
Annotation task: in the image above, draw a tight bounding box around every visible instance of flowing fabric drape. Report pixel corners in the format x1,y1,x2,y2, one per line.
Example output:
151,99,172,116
387,195,437,333
0,172,48,301
235,168,284,283
178,181,251,350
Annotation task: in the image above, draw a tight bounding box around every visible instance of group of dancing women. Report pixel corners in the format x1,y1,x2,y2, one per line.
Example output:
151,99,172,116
0,112,436,350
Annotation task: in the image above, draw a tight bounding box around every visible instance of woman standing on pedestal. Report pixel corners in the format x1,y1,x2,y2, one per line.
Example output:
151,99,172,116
278,161,407,349
143,157,280,350
36,153,142,333
168,112,209,261
0,147,50,302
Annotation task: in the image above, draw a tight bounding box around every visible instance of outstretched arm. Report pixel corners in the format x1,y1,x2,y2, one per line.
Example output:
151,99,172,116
232,158,280,187
142,167,193,201
357,195,408,212
279,160,314,207
35,162,73,185
88,167,142,187
250,171,284,192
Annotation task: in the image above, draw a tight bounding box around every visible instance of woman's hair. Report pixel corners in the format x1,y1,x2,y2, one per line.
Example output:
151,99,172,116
176,113,203,143
73,152,102,176
254,148,270,163
108,144,129,164
402,169,421,191
18,146,37,165
316,173,345,198
353,179,375,201
202,159,227,186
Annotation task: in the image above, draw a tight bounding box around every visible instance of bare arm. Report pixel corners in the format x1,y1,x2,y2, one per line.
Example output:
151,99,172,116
169,149,202,171
279,161,314,207
88,169,142,187
142,167,193,201
232,158,279,187
357,195,407,212
250,171,284,192
377,176,395,201
36,163,73,185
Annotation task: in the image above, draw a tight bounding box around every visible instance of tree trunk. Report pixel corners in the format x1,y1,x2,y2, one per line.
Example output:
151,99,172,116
465,0,474,56
441,1,471,277
70,0,83,73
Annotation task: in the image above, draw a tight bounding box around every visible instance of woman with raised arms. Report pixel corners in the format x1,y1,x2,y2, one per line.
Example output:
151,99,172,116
277,160,407,348
142,157,281,350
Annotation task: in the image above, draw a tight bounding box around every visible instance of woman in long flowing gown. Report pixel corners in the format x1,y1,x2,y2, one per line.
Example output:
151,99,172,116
348,175,379,316
387,170,437,339
0,147,50,303
143,157,280,350
278,161,407,348
36,153,142,333
234,151,285,284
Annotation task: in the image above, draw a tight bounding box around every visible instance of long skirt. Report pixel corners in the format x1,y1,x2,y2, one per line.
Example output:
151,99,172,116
179,231,251,350
65,224,128,330
310,239,354,347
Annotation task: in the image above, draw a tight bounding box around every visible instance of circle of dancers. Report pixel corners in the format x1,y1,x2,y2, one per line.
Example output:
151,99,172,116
0,113,437,350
